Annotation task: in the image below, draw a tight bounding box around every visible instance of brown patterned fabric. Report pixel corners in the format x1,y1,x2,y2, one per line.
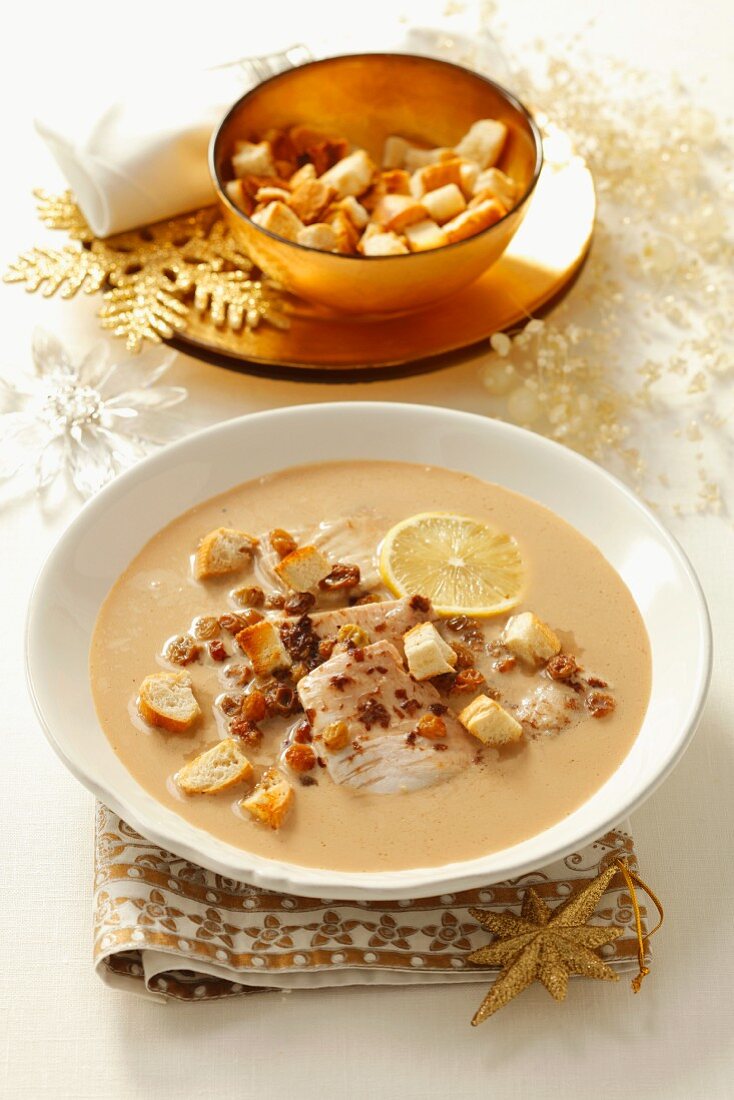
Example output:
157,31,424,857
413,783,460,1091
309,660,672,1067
94,805,649,1001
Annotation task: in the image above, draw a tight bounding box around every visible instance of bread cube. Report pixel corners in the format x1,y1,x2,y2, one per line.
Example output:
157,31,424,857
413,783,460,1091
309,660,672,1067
372,194,428,232
404,219,448,252
241,767,294,829
289,179,335,224
443,199,504,243
381,169,412,195
251,201,304,242
403,146,454,172
361,231,410,256
455,119,507,169
382,134,410,169
459,160,480,197
403,622,457,680
328,209,361,254
340,195,370,228
290,162,317,188
473,166,518,208
225,178,253,214
502,612,561,666
232,140,275,179
255,186,291,204
458,695,523,746
237,620,291,677
410,158,464,198
176,739,254,795
275,545,332,591
421,183,467,224
320,150,375,198
137,671,200,733
194,527,257,580
297,222,338,251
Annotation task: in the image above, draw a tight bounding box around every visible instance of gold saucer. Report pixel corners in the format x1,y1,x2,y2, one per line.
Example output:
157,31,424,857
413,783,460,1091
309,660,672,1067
171,154,594,381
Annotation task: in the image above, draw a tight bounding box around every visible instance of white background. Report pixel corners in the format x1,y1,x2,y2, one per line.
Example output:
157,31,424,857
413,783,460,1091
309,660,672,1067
1,1,733,1097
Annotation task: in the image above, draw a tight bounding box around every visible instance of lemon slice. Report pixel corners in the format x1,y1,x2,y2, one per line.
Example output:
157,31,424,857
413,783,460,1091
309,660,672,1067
379,512,524,617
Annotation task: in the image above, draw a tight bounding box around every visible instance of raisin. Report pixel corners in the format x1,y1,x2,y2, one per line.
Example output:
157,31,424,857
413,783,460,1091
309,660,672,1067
192,616,220,640
163,634,200,666
283,591,316,616
318,638,335,662
586,691,616,718
266,684,300,717
284,743,317,773
415,714,446,740
495,655,516,673
450,669,486,694
446,614,484,648
586,676,608,689
229,717,262,745
547,654,578,681
321,720,351,751
224,664,252,686
320,563,361,591
218,693,243,717
208,639,228,662
232,585,265,608
243,689,267,722
280,615,320,666
299,774,318,787
219,611,261,635
451,642,475,670
265,593,286,610
429,702,448,716
293,719,313,744
269,528,297,558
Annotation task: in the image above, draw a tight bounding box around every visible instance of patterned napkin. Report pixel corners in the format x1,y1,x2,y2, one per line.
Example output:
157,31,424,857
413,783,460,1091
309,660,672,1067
94,805,649,1001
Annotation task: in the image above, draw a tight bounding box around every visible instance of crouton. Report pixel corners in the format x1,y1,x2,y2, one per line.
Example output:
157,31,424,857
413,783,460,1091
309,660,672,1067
371,193,427,232
329,209,361,253
297,222,338,251
255,186,291,204
404,219,448,252
232,140,275,179
237,620,291,677
225,178,254,214
410,158,464,197
339,195,370,228
176,738,254,795
458,694,523,745
289,162,317,188
319,150,376,198
459,160,480,197
137,671,200,733
241,767,294,829
289,179,335,224
473,166,518,208
194,527,257,581
421,183,467,224
382,134,411,169
275,545,332,591
380,169,412,195
455,119,508,169
361,231,409,256
502,612,561,666
443,199,504,243
251,200,304,242
403,621,457,680
403,146,454,173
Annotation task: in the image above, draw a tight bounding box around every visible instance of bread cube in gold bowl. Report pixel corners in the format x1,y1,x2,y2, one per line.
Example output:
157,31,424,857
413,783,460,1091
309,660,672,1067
209,53,543,316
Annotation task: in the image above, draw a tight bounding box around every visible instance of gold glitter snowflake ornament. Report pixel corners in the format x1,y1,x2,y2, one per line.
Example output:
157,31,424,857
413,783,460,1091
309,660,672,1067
5,193,286,353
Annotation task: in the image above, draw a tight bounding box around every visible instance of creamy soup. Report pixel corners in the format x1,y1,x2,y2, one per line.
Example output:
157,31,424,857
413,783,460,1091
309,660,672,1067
90,461,651,872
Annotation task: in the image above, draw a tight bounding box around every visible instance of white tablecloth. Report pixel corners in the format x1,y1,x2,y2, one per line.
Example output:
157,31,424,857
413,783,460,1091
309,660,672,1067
1,1,733,1096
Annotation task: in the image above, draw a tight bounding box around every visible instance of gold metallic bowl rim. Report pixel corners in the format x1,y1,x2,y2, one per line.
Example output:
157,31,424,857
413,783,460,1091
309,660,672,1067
208,52,544,264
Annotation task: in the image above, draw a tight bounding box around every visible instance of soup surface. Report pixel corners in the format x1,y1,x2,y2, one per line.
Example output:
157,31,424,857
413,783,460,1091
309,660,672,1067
90,460,651,872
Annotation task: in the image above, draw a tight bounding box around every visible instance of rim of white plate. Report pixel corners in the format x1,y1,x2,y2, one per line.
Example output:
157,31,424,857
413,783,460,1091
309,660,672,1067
25,403,712,899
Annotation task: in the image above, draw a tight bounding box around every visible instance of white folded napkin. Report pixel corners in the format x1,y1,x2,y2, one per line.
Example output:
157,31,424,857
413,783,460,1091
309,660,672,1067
35,47,311,238
34,28,513,239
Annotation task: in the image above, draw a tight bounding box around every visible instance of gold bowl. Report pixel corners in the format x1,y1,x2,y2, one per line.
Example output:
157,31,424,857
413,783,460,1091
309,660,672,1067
209,53,543,316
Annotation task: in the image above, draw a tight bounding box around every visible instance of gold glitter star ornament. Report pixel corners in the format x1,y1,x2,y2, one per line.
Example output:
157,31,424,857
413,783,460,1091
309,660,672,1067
468,862,622,1024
